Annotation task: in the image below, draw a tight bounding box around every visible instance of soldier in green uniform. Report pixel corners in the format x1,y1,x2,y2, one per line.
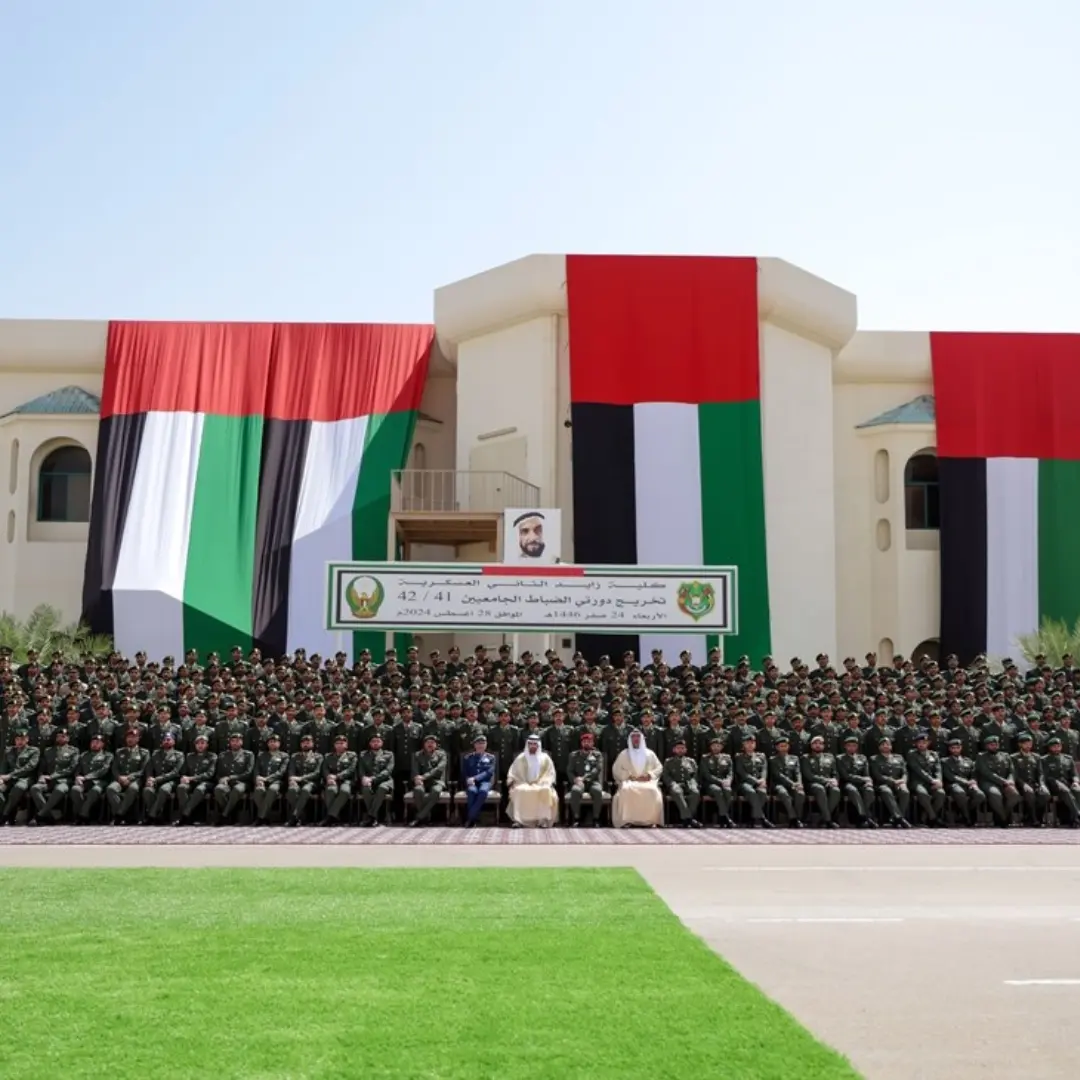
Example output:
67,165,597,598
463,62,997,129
566,730,605,827
27,726,79,825
837,732,877,827
906,730,946,826
410,734,447,826
175,732,218,824
661,738,702,828
106,726,150,823
541,712,575,797
142,730,185,823
734,732,772,828
0,729,40,824
286,732,322,826
800,734,842,828
1042,735,1080,826
1011,731,1050,825
942,736,985,826
358,732,395,826
700,734,735,826
870,736,911,828
214,731,255,824
251,731,289,824
320,733,358,826
69,732,113,823
767,733,805,827
976,733,1020,826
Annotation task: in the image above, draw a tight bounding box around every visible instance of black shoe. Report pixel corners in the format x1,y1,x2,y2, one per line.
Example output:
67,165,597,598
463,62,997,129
761,819,775,829
790,820,804,828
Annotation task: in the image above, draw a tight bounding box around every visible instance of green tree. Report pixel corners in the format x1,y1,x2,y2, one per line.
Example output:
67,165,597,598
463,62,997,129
0,605,113,665
1015,617,1080,669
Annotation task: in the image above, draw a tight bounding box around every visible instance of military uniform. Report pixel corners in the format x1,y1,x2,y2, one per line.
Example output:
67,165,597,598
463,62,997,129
175,740,218,822
28,735,79,823
976,736,1021,824
1011,734,1050,824
566,745,605,825
837,737,876,825
214,742,256,823
734,738,770,825
661,743,701,826
941,739,986,825
906,735,946,825
1042,737,1080,825
460,738,495,826
286,739,323,824
800,739,842,826
767,738,805,826
106,740,150,821
699,742,735,824
69,740,114,821
319,740,358,824
870,744,911,826
0,737,40,822
142,739,185,821
251,739,290,823
410,743,447,825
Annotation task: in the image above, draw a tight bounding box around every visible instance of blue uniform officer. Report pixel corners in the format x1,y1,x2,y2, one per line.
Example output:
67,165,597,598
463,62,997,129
461,734,496,826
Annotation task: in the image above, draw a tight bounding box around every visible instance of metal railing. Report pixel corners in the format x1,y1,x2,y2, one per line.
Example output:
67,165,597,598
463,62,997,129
391,470,540,513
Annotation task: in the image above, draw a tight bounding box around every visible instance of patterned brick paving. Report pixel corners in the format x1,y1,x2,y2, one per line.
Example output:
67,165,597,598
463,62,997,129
1,824,1078,846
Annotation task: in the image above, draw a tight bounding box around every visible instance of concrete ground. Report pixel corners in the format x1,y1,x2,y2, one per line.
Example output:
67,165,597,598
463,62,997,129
2,836,1078,1079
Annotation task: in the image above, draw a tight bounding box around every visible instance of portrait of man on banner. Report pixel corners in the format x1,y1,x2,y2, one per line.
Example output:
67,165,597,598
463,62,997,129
503,509,562,564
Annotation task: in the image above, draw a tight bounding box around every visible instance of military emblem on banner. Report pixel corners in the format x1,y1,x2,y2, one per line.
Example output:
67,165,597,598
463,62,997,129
345,576,385,620
676,581,715,622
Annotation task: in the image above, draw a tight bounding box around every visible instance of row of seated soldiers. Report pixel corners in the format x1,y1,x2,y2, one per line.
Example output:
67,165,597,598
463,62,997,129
2,716,1079,828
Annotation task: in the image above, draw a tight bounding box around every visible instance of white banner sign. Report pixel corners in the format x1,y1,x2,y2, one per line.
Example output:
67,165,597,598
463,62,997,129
326,563,737,634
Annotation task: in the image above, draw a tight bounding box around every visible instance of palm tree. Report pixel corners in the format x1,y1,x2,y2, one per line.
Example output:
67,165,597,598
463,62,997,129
1015,618,1080,669
0,605,114,665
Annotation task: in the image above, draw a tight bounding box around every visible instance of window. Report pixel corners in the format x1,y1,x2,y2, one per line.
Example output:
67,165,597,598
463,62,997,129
37,445,92,522
904,451,939,529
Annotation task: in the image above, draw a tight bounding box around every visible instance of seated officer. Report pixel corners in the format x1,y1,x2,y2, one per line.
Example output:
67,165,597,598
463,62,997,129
460,733,496,827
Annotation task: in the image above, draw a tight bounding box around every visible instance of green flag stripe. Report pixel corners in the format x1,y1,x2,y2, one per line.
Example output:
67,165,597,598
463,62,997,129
351,410,418,660
183,413,264,658
1038,458,1080,626
698,400,771,665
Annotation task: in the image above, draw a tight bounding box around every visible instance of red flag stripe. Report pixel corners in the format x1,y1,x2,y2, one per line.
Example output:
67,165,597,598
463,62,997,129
481,565,586,576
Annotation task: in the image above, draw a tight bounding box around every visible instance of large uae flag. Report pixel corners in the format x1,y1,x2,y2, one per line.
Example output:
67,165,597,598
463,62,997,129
566,255,771,667
934,332,1080,663
82,321,433,662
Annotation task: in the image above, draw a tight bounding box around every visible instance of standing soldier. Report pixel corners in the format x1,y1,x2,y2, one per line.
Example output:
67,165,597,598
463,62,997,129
214,732,255,825
286,732,322,826
69,731,113,823
1011,731,1050,825
906,731,946,826
767,733,805,827
1041,735,1080,826
942,736,986,826
976,733,1020,826
28,726,79,825
142,730,185,824
409,734,447,827
837,732,877,827
0,729,40,824
870,736,911,828
566,730,605,827
358,732,395,826
106,726,150,824
541,711,575,799
662,739,701,828
801,734,842,828
321,733,358,826
175,732,218,825
252,731,290,825
734,733,772,828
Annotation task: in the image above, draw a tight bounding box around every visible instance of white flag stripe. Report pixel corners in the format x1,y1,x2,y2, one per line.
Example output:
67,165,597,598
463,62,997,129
985,457,1039,657
632,402,707,665
112,411,204,660
286,415,370,659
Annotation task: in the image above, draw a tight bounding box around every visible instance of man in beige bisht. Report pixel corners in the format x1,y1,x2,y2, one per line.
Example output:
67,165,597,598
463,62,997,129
507,733,559,828
612,729,664,828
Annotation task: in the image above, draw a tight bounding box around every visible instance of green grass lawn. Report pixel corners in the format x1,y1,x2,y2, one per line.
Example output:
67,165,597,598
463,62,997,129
0,868,858,1080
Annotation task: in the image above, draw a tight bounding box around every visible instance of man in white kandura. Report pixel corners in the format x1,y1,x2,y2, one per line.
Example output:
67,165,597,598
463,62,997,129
507,733,559,828
611,729,664,828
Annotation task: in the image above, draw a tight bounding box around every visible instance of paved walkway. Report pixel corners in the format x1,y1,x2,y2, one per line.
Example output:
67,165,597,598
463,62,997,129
2,833,1078,1079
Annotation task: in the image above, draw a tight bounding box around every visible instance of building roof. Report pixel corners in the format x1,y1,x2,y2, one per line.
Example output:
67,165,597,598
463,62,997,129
856,394,935,428
1,385,100,419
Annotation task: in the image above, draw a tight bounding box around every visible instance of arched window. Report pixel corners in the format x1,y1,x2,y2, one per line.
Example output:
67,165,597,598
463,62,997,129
904,450,939,530
37,445,92,522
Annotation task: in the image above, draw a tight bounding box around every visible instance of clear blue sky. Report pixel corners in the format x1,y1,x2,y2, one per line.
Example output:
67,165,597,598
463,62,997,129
1,1,1077,330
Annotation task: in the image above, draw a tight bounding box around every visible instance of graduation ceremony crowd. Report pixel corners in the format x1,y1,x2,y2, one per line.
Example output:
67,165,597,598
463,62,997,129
2,639,1080,830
